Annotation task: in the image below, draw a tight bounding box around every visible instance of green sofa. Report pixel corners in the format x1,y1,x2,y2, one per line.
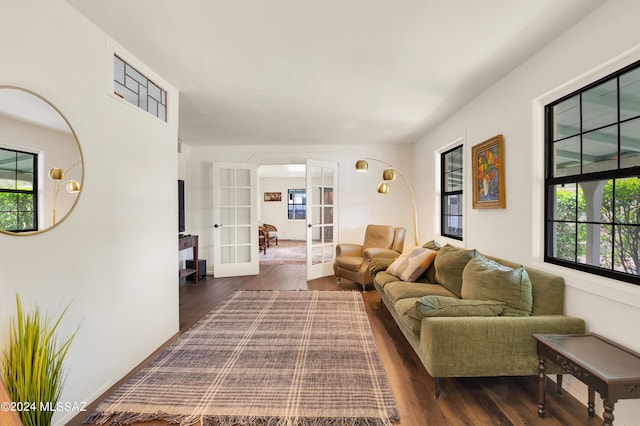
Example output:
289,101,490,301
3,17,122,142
371,243,586,398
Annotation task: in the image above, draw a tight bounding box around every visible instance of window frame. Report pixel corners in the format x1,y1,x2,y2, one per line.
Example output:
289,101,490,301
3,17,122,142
440,144,464,240
544,59,640,286
114,54,168,122
287,188,306,220
0,147,38,232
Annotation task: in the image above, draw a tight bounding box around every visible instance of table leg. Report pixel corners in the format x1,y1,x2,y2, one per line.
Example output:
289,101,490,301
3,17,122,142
588,387,595,417
556,374,563,395
602,399,615,426
538,356,546,418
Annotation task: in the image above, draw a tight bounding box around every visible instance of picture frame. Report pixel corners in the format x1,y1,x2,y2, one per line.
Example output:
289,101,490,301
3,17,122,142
472,134,505,209
264,192,282,202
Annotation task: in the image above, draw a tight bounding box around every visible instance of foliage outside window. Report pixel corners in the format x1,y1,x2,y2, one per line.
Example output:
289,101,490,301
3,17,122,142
545,60,640,285
0,148,37,232
441,145,463,240
288,189,306,220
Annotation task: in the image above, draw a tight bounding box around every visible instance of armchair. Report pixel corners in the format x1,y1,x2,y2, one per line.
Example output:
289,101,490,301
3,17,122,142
333,224,406,291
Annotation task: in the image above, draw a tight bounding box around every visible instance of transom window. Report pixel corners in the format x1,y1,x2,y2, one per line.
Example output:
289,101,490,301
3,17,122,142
0,147,37,232
545,59,640,285
441,145,463,240
288,189,306,220
114,55,167,121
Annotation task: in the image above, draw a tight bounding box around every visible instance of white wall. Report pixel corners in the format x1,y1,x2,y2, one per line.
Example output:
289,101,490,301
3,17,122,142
179,143,414,275
259,176,307,240
0,1,179,424
413,0,640,422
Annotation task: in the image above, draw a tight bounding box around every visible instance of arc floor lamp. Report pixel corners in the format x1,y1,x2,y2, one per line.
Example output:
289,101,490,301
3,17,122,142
355,158,419,246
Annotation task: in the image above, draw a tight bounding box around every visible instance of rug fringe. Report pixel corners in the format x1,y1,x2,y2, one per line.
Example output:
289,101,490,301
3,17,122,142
83,412,399,426
200,415,399,426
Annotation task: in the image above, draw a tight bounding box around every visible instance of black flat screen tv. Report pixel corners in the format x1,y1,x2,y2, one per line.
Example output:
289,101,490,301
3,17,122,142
178,179,185,233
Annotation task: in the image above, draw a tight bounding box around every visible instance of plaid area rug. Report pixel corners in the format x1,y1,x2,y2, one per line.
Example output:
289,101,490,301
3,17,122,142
84,290,399,426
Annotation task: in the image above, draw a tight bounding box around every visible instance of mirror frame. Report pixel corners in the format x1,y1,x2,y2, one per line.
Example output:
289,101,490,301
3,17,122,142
0,85,84,236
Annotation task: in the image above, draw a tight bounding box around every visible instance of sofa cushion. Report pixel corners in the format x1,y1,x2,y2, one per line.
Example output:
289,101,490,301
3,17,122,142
461,255,533,317
387,247,437,282
384,281,458,304
374,271,403,288
394,298,422,335
407,295,504,319
434,244,478,297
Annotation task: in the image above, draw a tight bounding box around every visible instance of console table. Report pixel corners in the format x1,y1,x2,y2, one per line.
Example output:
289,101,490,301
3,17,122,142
534,333,640,426
179,235,199,283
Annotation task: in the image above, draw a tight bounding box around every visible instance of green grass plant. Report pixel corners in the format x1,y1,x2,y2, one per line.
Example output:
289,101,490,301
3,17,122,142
1,295,78,426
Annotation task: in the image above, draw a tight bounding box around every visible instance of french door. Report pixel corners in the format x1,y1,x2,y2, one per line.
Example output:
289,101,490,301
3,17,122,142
306,159,338,280
212,162,258,277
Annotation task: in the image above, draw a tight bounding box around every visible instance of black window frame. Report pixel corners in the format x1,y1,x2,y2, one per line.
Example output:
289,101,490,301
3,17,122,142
287,188,306,220
0,147,38,232
441,145,463,240
544,59,640,286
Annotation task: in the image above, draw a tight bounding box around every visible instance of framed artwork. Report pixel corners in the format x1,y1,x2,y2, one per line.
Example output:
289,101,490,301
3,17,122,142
472,134,505,209
264,192,282,202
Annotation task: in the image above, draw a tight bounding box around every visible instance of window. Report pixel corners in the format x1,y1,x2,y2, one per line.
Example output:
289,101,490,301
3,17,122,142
441,145,463,240
288,189,306,220
0,148,37,232
545,60,640,285
114,55,167,121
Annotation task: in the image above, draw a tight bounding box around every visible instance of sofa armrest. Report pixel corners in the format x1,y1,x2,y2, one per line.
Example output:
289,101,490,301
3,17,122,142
335,243,363,257
419,315,586,378
363,247,401,260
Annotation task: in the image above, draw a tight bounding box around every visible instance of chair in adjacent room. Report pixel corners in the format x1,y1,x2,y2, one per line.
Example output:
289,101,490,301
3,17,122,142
258,227,268,254
262,223,279,247
333,224,406,291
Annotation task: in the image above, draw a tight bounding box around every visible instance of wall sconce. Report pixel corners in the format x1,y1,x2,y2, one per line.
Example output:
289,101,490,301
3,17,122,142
355,158,419,246
49,161,81,224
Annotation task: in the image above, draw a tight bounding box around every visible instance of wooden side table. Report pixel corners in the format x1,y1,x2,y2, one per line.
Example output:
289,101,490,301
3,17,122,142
179,235,199,283
534,333,640,426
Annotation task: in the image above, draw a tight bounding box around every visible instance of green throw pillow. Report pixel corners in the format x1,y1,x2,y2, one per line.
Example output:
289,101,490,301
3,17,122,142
434,244,478,297
407,295,504,319
461,255,533,317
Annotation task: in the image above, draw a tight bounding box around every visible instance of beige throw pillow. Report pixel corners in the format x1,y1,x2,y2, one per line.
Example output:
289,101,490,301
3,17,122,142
386,246,437,282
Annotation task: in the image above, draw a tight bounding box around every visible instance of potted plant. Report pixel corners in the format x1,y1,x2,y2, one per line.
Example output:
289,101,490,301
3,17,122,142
1,295,79,426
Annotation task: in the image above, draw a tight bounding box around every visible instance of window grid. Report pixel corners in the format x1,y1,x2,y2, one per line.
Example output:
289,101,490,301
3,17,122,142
0,148,38,232
441,145,463,240
287,189,306,220
545,59,640,285
114,55,167,122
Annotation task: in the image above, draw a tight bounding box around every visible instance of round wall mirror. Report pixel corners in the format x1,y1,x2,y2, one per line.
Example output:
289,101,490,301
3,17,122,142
0,86,84,235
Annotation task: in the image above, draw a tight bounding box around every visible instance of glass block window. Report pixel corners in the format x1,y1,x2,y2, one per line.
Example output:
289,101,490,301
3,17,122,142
441,145,463,240
545,59,640,286
0,148,37,232
288,189,306,220
114,55,167,121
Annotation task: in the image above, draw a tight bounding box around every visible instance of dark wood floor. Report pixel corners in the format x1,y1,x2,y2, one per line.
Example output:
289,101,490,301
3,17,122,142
69,264,599,426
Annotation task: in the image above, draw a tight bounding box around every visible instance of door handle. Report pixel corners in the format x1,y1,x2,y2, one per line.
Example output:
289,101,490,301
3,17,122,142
214,224,222,228
308,224,313,228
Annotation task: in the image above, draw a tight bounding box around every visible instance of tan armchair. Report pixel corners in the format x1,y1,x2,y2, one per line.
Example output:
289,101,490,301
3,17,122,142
333,224,406,291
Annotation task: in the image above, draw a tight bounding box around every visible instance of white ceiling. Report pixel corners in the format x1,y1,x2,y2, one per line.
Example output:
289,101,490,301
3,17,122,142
67,0,604,147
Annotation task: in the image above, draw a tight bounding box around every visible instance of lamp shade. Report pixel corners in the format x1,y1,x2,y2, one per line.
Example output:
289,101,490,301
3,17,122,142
355,159,369,171
66,180,81,193
382,168,396,181
48,167,64,180
377,182,390,194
